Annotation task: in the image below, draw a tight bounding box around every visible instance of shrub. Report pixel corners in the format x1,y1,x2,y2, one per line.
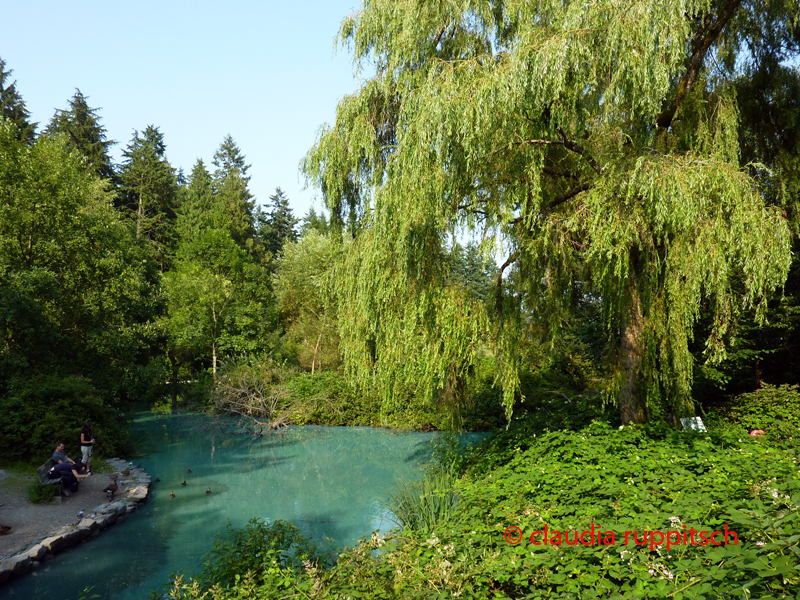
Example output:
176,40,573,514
26,481,57,504
0,373,131,461
724,383,800,442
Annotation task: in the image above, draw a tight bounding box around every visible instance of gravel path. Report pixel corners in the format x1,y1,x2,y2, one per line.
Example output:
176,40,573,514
0,464,121,558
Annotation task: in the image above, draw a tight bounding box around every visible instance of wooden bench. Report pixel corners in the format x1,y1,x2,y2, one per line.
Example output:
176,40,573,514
36,459,64,491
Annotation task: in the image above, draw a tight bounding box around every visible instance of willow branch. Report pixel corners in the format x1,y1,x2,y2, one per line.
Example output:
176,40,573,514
656,0,742,132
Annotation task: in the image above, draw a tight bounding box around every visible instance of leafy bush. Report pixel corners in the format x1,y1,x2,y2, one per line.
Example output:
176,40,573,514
0,373,131,461
26,481,57,504
723,383,800,442
386,464,460,532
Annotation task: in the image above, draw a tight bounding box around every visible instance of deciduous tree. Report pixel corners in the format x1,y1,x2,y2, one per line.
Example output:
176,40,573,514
304,0,796,424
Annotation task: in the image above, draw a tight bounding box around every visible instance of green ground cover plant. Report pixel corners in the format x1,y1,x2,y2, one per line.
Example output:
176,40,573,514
721,384,800,443
157,412,800,599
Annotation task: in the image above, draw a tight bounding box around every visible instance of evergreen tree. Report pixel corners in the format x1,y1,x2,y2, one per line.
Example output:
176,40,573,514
45,89,115,180
304,0,796,425
177,159,218,240
260,187,298,258
212,135,255,249
118,125,179,270
299,206,330,236
0,57,36,142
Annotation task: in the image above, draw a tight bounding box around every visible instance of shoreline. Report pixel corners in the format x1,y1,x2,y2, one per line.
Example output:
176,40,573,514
0,458,150,586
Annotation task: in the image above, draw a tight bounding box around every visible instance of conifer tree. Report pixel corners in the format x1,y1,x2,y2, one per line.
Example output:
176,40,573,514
177,159,218,240
0,57,36,142
260,187,298,258
118,125,179,270
212,135,255,249
45,89,115,180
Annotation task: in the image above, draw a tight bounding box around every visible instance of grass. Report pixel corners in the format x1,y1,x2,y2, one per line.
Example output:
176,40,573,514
385,463,461,532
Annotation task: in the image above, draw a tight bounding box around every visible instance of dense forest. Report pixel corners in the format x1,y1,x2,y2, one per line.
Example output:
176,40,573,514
2,0,800,596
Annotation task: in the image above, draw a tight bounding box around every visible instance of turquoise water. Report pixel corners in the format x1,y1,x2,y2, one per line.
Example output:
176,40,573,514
4,410,467,600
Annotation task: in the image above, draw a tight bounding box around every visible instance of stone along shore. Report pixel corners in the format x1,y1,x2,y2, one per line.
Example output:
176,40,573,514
0,458,151,585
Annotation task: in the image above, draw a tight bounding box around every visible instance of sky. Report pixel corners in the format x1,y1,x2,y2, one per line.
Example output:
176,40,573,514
0,0,369,218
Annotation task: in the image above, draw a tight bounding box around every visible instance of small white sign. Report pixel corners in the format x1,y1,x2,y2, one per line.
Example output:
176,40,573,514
680,417,707,433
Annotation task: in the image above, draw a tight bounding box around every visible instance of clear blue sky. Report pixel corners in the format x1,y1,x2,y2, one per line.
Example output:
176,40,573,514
0,0,368,218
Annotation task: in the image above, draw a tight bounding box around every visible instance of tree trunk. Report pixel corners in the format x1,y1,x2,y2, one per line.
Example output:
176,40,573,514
620,277,646,424
136,194,144,238
212,341,217,380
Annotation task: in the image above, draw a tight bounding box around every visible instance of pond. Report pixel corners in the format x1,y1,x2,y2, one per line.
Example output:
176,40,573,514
5,410,480,600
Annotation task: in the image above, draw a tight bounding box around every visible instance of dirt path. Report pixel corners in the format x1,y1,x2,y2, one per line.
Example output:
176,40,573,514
0,464,121,558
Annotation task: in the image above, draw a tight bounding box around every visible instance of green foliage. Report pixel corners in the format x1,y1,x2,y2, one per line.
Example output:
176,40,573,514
118,125,179,268
274,230,341,373
45,89,115,180
0,56,36,142
165,228,274,379
26,481,57,504
256,187,298,262
0,122,159,459
196,518,329,591
0,374,130,460
386,463,460,533
157,420,800,599
211,135,256,250
723,384,800,442
303,0,795,426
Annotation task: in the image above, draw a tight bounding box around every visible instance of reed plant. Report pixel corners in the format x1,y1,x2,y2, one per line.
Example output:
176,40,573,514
386,463,460,532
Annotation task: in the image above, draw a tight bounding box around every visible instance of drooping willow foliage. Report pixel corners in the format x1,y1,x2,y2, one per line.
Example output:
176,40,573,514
304,0,796,425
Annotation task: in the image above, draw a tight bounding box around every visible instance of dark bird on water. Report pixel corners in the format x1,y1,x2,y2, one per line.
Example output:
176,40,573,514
187,469,192,473
135,463,142,469
206,488,212,494
103,475,119,500
181,480,187,487
155,477,160,483
169,492,175,498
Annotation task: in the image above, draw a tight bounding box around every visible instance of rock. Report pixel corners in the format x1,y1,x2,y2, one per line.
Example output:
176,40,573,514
42,553,54,562
1,554,31,575
79,518,98,531
0,563,10,583
77,527,92,541
30,560,40,569
26,544,46,561
125,503,136,514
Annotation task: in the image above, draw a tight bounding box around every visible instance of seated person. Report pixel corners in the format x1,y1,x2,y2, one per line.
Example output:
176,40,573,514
51,442,75,465
48,460,91,495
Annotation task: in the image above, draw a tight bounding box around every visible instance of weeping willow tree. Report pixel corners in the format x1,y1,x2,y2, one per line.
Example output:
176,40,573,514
304,0,796,425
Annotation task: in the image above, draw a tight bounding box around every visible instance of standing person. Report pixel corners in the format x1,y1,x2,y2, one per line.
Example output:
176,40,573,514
48,460,91,496
80,421,96,471
51,442,75,465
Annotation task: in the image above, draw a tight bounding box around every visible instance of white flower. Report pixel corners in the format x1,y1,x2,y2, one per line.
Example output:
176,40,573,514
669,516,682,526
619,425,624,430
756,541,764,547
426,537,440,547
648,569,655,575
